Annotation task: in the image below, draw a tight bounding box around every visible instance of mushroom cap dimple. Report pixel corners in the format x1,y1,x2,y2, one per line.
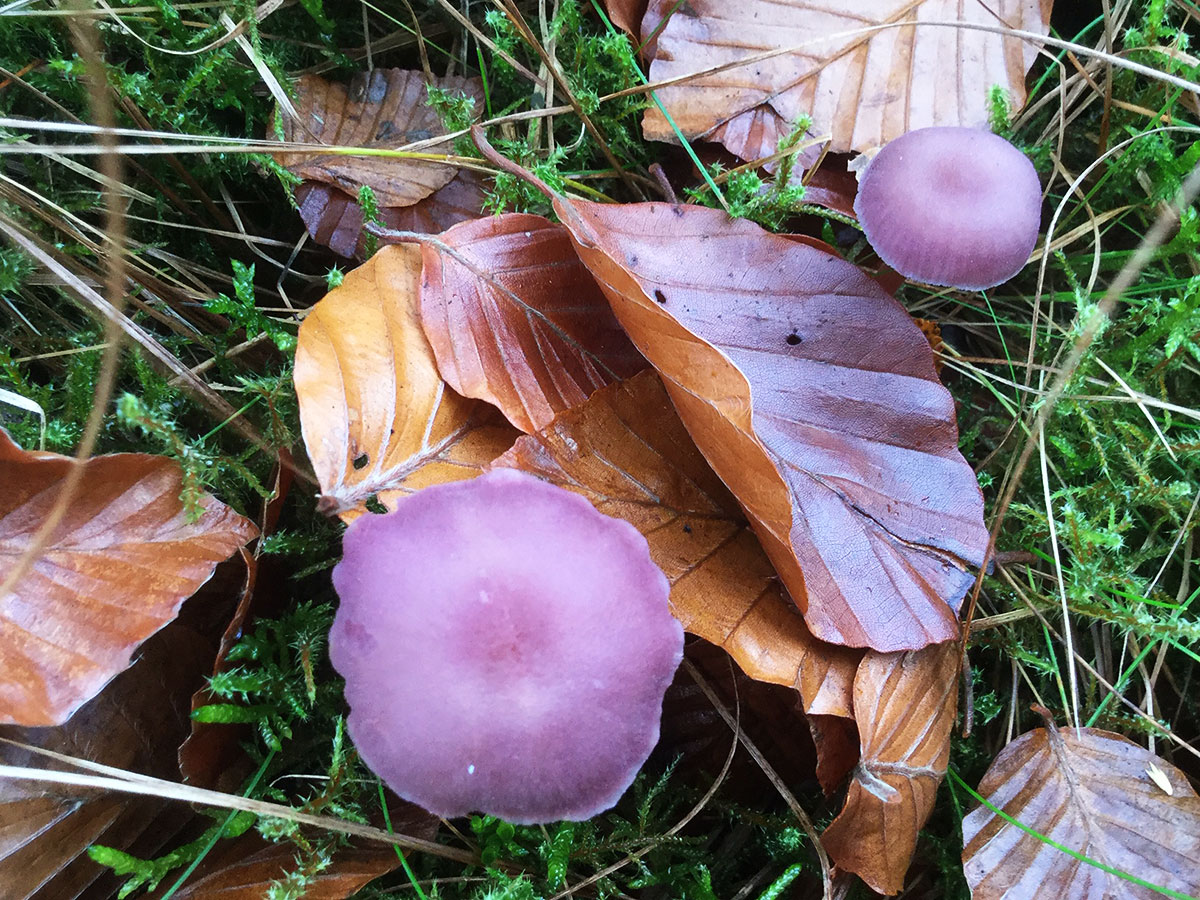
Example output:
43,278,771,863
853,127,1042,290
329,468,683,824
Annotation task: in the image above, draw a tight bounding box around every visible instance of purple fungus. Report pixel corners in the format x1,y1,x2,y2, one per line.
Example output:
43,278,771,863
329,468,683,824
853,126,1042,290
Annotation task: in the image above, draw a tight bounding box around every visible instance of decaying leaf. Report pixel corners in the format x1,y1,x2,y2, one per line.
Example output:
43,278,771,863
419,213,644,433
640,0,1052,161
294,244,517,521
492,370,860,715
275,69,482,207
821,642,959,894
296,172,488,259
0,624,210,899
0,430,257,726
521,181,988,652
962,722,1200,900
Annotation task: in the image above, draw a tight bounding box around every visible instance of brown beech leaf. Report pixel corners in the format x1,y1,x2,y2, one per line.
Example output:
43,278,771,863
275,69,482,207
492,370,860,715
962,722,1200,900
419,213,645,433
641,1,1052,161
294,244,518,521
0,623,210,899
821,642,959,894
0,430,257,727
502,171,989,651
296,172,488,259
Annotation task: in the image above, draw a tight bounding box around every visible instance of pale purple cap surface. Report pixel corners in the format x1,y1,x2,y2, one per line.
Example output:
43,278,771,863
329,468,683,824
854,127,1042,290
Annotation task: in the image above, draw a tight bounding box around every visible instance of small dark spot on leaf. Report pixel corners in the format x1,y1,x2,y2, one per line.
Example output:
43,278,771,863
353,452,370,469
405,129,433,142
375,121,395,140
786,333,802,346
654,290,667,304
683,524,692,534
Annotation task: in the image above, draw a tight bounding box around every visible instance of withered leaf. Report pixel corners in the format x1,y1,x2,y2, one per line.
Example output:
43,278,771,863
0,430,257,726
820,642,959,894
536,191,989,652
962,723,1200,900
419,213,644,433
492,370,859,715
641,1,1051,161
294,244,517,522
275,69,482,207
0,624,210,899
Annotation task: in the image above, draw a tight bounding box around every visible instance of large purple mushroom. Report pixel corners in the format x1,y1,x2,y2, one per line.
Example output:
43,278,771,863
330,468,683,824
854,126,1043,290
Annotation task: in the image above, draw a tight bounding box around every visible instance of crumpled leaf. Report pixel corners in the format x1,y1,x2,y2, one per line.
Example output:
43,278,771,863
296,172,488,259
0,624,210,899
640,0,1052,162
275,69,482,207
419,213,645,433
820,642,959,894
519,178,988,651
492,370,860,715
294,244,518,522
0,430,257,726
962,721,1200,900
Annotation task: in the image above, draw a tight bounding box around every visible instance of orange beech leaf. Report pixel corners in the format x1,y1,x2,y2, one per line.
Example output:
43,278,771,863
274,69,482,207
640,1,1051,162
492,370,859,716
474,141,990,651
419,213,645,433
0,431,256,727
821,642,959,894
294,244,518,522
962,721,1200,900
296,172,488,259
0,624,210,898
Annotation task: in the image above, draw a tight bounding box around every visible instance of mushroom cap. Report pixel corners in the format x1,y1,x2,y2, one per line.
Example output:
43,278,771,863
853,127,1042,290
329,468,683,824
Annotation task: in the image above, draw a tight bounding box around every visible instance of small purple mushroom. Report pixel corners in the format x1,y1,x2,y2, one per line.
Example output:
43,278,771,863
329,468,683,824
853,126,1042,290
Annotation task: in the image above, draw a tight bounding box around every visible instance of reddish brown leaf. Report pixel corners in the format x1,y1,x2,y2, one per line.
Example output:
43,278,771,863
601,0,646,36
0,624,210,899
275,69,482,207
492,370,859,715
962,723,1200,900
641,1,1052,162
820,642,959,894
296,172,488,259
529,187,988,651
419,213,645,433
0,431,257,726
294,244,518,522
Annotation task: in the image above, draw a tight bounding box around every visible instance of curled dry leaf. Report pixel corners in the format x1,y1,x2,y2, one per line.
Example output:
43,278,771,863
294,244,518,522
0,624,210,899
0,430,256,726
962,722,1200,900
296,172,488,259
492,370,860,716
641,0,1051,161
274,69,482,207
513,174,988,651
419,213,645,433
820,642,959,894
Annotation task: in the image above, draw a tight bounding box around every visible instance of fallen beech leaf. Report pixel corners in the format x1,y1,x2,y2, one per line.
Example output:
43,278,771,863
601,0,645,36
419,213,645,433
492,370,859,715
821,642,959,894
486,158,990,651
296,172,488,259
0,430,257,726
0,624,210,899
962,722,1200,900
641,1,1051,161
275,69,482,207
294,244,518,521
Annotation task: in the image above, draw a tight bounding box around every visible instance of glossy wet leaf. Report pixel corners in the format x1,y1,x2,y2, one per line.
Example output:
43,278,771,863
0,431,256,726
